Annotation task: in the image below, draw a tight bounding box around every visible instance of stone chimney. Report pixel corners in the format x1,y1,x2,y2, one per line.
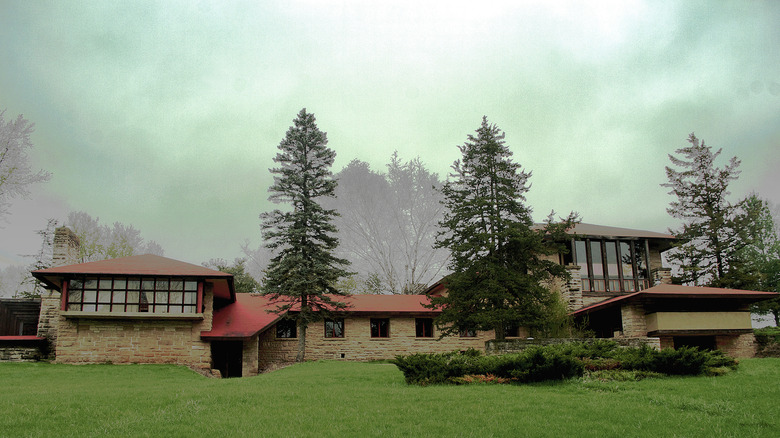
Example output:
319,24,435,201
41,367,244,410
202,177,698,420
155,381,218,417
52,227,80,267
37,227,81,358
652,267,672,286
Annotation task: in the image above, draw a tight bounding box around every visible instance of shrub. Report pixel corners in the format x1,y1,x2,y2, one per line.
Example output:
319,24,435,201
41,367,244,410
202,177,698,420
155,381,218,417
649,346,709,375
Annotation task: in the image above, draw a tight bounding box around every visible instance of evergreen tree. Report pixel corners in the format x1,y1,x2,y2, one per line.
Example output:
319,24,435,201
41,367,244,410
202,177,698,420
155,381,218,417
739,195,780,325
661,133,752,287
261,108,351,362
430,117,577,340
203,258,261,294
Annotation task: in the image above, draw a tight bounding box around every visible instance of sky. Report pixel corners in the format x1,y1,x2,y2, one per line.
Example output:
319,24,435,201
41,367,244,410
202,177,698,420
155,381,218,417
0,0,779,270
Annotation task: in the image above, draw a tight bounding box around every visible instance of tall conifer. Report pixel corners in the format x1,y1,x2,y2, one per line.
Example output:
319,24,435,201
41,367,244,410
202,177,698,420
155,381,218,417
431,117,577,340
261,109,350,362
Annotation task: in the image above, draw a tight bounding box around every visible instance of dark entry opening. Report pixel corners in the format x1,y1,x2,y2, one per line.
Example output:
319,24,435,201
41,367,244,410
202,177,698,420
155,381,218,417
673,336,717,351
211,341,243,378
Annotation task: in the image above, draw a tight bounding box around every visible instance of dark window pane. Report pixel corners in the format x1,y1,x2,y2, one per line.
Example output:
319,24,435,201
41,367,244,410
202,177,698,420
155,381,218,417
276,320,297,338
415,318,433,338
325,319,344,338
370,319,389,338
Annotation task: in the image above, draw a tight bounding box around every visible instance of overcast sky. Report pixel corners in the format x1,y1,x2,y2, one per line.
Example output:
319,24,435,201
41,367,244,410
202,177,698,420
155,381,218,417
1,0,778,269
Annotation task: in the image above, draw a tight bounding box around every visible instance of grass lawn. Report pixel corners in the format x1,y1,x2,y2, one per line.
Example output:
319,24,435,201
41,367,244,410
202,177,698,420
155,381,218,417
1,359,778,437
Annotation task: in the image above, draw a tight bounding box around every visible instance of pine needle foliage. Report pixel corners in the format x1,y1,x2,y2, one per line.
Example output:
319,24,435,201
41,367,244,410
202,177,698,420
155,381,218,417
661,133,759,287
261,108,351,362
431,117,577,340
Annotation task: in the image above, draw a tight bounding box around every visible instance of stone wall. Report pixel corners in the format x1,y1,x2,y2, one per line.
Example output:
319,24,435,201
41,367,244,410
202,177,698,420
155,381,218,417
36,227,81,357
242,335,259,376
485,337,661,354
36,290,62,358
715,333,756,358
0,344,45,361
258,316,499,371
619,303,648,337
53,290,214,371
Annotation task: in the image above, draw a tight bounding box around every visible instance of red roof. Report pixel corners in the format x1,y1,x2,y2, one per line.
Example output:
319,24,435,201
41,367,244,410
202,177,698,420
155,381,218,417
203,294,438,339
33,254,231,277
571,284,778,316
33,254,235,301
202,294,283,340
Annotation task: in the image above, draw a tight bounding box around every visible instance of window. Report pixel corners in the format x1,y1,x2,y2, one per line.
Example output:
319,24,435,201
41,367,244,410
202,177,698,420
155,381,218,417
276,319,297,338
324,318,344,338
415,318,433,338
570,239,650,294
504,323,520,337
66,276,198,314
459,328,476,338
370,318,390,338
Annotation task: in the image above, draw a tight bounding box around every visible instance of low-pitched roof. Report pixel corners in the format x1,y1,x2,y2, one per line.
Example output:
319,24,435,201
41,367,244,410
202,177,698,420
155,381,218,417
33,254,230,277
564,223,675,240
203,294,438,340
32,254,235,300
570,283,778,316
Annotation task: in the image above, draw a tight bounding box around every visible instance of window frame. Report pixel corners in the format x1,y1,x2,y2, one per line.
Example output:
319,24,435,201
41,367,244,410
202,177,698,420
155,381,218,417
370,318,390,338
571,238,651,294
324,318,345,338
275,319,298,339
459,328,477,338
415,318,434,338
61,275,201,315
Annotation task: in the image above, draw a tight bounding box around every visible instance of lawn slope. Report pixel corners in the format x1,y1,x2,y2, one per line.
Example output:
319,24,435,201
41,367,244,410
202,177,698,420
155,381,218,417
1,359,778,437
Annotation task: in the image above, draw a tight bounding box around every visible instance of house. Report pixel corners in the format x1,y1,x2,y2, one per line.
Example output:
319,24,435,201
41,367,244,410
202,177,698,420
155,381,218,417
21,225,778,377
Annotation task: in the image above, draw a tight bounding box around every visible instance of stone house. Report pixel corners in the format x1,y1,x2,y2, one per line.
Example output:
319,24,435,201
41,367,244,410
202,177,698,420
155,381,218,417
19,224,778,377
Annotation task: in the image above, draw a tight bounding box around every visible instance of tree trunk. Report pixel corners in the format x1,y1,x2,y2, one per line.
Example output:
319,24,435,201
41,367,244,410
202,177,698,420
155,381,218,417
296,320,307,363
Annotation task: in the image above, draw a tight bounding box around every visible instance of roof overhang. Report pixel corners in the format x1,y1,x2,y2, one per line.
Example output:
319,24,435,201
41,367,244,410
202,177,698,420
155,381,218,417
571,284,778,317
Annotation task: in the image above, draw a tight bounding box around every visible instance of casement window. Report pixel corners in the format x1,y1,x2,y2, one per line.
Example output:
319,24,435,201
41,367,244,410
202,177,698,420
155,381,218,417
415,318,434,338
324,318,344,338
65,276,198,314
565,239,651,294
370,318,390,338
276,319,297,338
459,328,477,338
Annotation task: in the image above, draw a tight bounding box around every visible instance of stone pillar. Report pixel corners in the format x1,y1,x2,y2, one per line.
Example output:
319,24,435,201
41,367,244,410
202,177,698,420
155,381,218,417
620,303,648,337
37,227,81,358
563,264,584,311
652,267,672,286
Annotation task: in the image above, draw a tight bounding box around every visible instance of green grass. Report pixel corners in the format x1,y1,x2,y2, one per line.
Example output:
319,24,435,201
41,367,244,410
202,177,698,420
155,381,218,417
1,359,779,437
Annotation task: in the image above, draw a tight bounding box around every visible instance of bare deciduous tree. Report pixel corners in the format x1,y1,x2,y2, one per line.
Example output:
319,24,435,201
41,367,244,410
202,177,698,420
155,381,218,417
326,152,449,294
0,110,51,219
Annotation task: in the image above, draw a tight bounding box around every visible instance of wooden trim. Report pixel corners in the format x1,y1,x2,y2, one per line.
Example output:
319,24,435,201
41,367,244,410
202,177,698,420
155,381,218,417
61,311,204,320
60,279,69,311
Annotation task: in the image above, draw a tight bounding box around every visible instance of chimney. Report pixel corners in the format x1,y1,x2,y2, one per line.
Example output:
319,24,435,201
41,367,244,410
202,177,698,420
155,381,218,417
52,227,80,267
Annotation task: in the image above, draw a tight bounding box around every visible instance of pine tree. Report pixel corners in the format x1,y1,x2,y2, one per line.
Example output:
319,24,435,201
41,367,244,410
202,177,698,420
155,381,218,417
261,108,351,362
661,133,752,287
430,117,577,340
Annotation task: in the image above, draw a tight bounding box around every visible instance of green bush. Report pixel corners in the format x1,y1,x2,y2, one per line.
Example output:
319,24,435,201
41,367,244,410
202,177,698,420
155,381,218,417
393,342,737,385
